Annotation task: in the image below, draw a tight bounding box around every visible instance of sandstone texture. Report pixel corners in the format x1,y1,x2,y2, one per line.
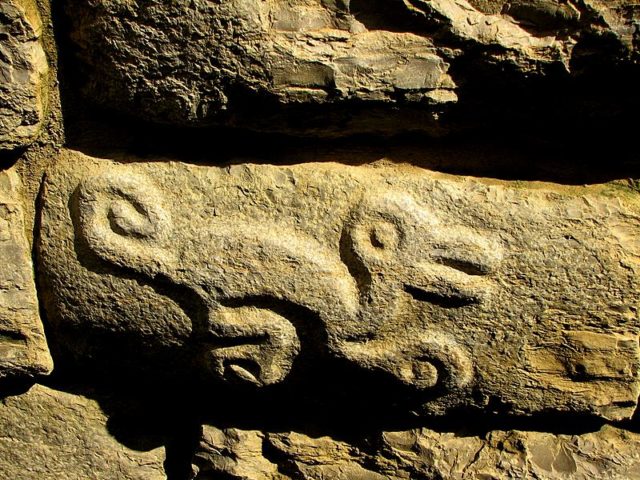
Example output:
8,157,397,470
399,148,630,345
0,0,639,478
0,169,51,380
0,384,166,480
0,0,48,150
64,0,640,135
192,424,640,480
37,150,640,420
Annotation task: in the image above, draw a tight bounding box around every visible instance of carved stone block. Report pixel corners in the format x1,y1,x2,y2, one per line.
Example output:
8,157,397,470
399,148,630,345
0,170,51,380
38,150,640,420
0,0,48,151
0,384,166,480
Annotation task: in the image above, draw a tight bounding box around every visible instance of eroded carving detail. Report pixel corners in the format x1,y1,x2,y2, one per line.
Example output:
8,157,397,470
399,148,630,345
344,191,501,318
77,171,175,275
39,155,640,419
337,331,474,391
75,172,488,392
336,192,502,390
202,306,301,387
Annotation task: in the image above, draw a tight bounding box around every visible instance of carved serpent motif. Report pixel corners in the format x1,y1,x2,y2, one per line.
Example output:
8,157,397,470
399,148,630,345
74,169,503,392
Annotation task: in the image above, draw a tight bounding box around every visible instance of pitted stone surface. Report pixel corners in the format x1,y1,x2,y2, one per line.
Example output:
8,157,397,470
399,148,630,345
0,0,48,150
64,0,639,135
37,150,640,420
0,169,51,380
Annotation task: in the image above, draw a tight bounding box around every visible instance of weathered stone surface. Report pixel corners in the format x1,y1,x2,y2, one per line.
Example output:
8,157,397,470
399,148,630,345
0,169,51,380
0,0,48,151
0,384,166,480
192,424,640,479
65,0,639,136
37,150,640,420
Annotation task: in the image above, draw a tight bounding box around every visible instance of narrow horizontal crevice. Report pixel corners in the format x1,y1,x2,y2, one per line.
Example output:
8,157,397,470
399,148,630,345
0,330,27,344
404,285,478,308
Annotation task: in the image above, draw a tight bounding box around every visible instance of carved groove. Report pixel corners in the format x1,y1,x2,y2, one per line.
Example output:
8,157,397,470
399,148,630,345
404,284,479,308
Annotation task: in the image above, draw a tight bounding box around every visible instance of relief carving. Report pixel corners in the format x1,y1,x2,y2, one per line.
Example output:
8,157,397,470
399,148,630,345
202,306,301,387
37,152,640,420
74,171,485,392
75,170,358,387
76,171,176,276
3,0,640,476
337,191,501,390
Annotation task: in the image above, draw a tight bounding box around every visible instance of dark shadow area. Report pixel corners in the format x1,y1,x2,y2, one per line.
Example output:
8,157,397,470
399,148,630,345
0,377,38,401
35,358,617,480
617,408,640,434
37,371,199,480
48,104,640,185
350,0,436,34
0,148,25,169
404,284,479,309
43,362,610,436
442,41,640,183
37,322,616,443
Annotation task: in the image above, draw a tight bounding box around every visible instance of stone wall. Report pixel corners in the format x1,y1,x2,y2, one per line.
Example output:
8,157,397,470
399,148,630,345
1,1,639,479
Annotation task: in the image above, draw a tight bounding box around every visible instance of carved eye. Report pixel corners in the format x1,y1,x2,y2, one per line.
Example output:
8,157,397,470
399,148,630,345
351,218,402,263
369,221,399,251
347,192,427,265
107,194,162,239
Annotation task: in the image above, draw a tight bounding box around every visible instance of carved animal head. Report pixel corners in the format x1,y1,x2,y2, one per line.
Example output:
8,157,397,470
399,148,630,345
346,191,502,311
337,191,503,392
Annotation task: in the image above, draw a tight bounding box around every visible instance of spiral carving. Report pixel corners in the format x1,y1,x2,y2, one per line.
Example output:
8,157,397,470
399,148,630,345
76,171,174,275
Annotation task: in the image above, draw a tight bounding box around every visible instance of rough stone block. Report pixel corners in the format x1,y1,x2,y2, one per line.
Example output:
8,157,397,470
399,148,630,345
192,424,640,479
65,0,639,135
0,0,48,151
38,150,640,420
0,169,51,380
0,384,166,480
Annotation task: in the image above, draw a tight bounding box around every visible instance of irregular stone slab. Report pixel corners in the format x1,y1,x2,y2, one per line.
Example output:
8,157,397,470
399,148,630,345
193,428,284,480
65,0,639,136
38,150,640,420
0,0,48,150
192,424,640,480
0,170,51,380
0,384,166,480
